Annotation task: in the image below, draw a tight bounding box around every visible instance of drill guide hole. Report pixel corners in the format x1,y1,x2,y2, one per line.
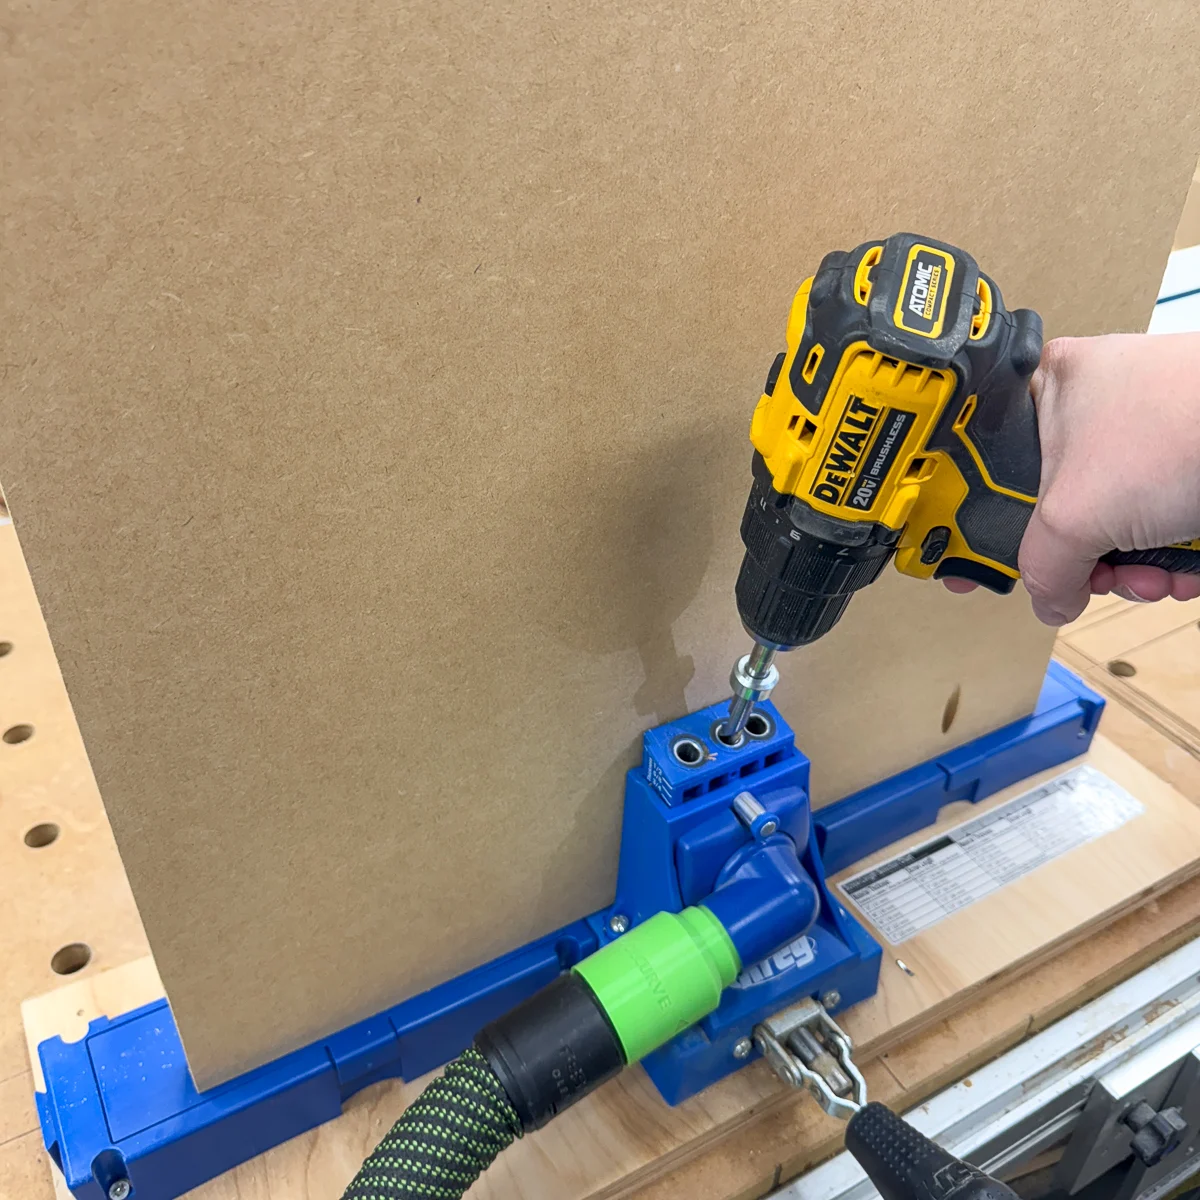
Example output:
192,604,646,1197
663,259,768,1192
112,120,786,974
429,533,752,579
744,712,773,740
941,685,961,734
51,943,91,975
1108,660,1137,678
24,822,60,848
3,723,33,744
711,722,744,749
671,736,706,766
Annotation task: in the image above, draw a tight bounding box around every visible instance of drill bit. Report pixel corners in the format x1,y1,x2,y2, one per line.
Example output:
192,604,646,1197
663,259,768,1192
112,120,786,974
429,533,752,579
719,640,780,743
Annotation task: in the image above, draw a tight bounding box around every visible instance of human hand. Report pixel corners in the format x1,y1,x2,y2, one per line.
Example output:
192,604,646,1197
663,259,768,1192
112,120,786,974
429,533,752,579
943,333,1200,625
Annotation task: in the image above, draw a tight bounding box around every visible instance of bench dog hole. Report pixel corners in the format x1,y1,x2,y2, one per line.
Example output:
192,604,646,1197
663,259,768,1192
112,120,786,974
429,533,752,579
24,822,60,849
51,943,92,976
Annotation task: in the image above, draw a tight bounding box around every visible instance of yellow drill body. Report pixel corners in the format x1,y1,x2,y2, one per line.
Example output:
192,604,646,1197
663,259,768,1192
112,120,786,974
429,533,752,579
720,233,1200,743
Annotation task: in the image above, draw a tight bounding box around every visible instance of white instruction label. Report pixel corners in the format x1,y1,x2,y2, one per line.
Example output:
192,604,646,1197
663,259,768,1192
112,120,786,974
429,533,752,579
839,765,1143,945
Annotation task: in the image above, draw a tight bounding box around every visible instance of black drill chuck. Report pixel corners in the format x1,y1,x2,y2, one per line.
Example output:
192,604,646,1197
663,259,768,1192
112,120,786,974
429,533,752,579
735,453,901,649
845,1103,1020,1200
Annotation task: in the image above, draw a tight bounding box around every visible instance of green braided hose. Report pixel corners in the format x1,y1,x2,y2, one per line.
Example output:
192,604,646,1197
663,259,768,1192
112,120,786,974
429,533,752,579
340,1048,523,1200
341,915,739,1197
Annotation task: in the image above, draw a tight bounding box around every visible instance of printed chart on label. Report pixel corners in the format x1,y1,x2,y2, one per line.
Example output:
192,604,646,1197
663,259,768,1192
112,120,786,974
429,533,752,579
839,765,1144,944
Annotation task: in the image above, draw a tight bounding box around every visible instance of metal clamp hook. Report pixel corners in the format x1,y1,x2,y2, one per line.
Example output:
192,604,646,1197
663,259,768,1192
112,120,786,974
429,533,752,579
754,997,866,1121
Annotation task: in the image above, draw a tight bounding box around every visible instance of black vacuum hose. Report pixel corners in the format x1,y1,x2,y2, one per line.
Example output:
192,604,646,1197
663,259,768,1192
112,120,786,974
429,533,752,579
340,1048,522,1200
340,973,627,1199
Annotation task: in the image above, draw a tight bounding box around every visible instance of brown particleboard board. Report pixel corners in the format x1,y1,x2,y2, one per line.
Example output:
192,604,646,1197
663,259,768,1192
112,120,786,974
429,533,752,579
0,521,150,1087
1062,598,1200,667
1057,597,1200,758
20,733,1200,1200
1175,162,1200,250
1107,626,1200,740
0,517,151,1196
5,0,1200,1091
1059,592,1131,634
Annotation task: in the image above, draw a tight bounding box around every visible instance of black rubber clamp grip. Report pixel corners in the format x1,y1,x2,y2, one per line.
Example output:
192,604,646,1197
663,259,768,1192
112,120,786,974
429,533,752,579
844,1103,1020,1200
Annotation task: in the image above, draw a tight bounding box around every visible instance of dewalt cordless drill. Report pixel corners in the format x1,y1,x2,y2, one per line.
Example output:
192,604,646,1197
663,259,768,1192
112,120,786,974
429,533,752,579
722,232,1200,740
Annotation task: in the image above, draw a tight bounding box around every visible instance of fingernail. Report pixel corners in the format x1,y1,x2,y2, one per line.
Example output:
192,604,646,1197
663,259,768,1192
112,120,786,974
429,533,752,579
1114,585,1151,604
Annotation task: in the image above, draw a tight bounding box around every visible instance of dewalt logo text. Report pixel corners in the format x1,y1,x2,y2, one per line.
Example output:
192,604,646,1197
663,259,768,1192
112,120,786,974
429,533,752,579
811,395,880,505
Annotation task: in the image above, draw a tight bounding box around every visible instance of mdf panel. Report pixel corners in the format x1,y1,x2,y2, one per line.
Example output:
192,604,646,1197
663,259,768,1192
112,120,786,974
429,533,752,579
3,0,1197,1085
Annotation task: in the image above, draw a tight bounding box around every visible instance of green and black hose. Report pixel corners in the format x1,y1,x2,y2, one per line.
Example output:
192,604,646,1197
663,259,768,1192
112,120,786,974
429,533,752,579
340,908,741,1199
340,911,1022,1200
340,1048,522,1200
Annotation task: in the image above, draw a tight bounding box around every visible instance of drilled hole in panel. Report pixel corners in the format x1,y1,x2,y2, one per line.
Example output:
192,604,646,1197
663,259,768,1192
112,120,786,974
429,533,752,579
24,823,60,848
3,724,33,744
1108,660,1137,678
51,943,91,975
941,684,961,734
0,642,12,657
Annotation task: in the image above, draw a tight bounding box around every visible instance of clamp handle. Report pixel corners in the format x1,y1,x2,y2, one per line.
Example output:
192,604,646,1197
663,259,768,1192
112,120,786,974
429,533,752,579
844,1103,1018,1200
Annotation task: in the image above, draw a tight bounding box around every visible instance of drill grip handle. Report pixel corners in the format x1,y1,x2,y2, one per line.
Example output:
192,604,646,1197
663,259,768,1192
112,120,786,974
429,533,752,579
936,363,1200,588
919,306,1042,592
844,1103,1019,1200
1101,546,1200,574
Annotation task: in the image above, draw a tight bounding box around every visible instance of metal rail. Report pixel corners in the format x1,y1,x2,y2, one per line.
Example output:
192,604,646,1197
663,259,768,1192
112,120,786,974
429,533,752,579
776,936,1200,1200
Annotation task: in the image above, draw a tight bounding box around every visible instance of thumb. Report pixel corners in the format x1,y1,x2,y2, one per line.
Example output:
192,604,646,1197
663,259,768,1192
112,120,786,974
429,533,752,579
1017,502,1100,626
